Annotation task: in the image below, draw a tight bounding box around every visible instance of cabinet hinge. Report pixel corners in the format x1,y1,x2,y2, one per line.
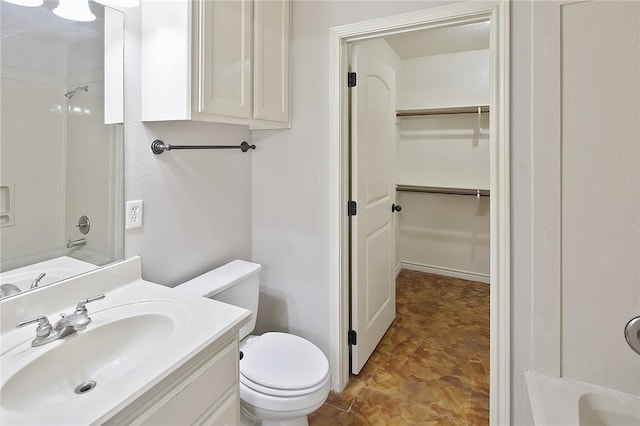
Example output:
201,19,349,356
348,330,357,345
347,72,357,88
347,200,357,216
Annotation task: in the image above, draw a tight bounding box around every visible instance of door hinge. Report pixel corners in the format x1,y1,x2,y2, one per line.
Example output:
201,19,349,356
348,330,357,345
347,72,357,88
347,200,357,216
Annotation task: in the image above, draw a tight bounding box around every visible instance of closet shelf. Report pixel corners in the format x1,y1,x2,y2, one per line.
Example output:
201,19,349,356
396,185,490,197
396,105,489,117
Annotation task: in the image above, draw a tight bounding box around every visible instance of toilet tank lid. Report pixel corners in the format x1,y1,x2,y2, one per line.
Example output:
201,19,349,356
179,260,261,298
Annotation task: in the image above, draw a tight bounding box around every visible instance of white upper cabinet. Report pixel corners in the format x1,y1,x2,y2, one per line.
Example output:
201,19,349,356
141,0,291,129
196,0,253,119
253,0,290,123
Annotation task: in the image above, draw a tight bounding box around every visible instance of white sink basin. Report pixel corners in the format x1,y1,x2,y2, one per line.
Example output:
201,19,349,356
1,301,178,412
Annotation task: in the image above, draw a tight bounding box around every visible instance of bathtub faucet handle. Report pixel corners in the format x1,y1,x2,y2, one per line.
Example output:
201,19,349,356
624,316,640,356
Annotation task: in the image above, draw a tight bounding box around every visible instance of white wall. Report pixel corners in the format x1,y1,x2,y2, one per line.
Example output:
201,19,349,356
397,192,490,279
64,79,116,263
0,72,66,262
122,7,252,287
399,49,490,110
251,1,534,425
118,2,535,424
395,50,490,280
252,0,453,355
510,2,533,423
355,39,403,82
397,113,490,189
559,1,639,395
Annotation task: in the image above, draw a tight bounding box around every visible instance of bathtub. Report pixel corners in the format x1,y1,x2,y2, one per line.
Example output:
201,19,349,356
0,256,99,293
526,370,640,425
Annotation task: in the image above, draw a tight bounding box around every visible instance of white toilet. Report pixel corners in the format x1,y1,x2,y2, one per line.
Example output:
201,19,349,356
176,260,330,426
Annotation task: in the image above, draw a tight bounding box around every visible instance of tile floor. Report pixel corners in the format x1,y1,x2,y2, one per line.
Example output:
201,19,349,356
309,270,490,425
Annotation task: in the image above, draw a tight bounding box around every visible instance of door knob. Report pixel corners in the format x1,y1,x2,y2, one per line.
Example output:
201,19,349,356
392,204,402,212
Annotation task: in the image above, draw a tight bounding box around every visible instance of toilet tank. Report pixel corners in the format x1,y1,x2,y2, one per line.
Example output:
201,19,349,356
178,260,261,340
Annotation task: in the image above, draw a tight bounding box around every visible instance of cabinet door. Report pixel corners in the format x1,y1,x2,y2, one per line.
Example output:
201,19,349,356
138,340,239,425
196,0,253,118
253,0,290,123
141,0,192,121
200,393,240,426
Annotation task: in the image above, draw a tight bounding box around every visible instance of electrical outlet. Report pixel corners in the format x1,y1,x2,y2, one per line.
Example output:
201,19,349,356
125,200,143,230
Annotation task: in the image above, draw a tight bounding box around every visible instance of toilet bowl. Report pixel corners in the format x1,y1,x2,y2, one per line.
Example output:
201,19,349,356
176,260,330,426
239,333,330,426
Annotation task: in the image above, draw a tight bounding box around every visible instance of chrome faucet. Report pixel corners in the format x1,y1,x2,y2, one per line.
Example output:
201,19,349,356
67,238,86,249
30,272,46,289
15,294,105,347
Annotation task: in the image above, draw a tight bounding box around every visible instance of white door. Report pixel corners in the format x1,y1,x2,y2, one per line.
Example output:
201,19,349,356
349,45,397,374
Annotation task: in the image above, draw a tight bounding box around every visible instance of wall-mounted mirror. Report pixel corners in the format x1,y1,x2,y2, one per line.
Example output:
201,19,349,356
0,0,124,298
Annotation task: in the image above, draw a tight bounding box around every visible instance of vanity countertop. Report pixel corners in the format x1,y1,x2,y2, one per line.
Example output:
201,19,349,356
0,257,250,425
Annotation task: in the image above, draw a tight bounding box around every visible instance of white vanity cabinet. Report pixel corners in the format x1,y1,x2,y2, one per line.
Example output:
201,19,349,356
0,258,251,426
141,0,291,129
107,331,243,425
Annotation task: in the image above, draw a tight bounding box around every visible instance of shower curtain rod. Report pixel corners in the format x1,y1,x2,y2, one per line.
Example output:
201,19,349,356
150,140,255,154
396,185,490,197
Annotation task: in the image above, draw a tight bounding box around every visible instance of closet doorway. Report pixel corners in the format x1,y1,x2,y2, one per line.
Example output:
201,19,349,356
328,2,510,424
348,21,492,376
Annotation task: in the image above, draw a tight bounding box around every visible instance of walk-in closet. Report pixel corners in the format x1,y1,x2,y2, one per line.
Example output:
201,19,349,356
390,23,490,282
330,21,491,423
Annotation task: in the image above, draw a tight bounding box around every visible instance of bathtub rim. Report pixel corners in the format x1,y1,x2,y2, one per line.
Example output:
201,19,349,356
525,370,640,426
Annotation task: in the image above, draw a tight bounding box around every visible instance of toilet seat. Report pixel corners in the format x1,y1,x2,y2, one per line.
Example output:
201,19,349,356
240,332,329,397
241,370,330,398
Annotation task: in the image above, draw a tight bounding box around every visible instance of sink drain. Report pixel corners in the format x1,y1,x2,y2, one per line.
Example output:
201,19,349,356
74,381,97,394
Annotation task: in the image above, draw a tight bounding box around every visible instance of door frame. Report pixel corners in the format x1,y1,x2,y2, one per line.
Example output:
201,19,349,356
328,1,510,424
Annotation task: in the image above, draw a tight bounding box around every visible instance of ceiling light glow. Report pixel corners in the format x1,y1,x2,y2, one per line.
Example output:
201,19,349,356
93,0,139,8
53,0,96,22
3,0,44,7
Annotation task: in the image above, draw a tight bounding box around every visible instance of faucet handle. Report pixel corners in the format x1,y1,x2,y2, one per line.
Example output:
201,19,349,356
75,294,106,314
16,316,52,338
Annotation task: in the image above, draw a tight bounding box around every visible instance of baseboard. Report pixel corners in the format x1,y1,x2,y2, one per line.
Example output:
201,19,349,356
395,262,402,278
400,261,490,284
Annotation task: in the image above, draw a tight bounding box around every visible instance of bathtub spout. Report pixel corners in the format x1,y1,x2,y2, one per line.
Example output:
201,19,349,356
30,272,46,289
66,238,86,249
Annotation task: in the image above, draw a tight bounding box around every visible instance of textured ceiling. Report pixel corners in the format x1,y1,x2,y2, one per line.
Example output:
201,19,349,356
385,21,490,59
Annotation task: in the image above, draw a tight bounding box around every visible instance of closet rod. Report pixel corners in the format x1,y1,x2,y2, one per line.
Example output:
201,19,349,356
396,185,490,197
396,105,489,117
151,140,256,155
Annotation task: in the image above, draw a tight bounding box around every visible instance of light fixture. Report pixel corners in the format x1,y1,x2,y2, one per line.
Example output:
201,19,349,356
53,0,96,22
4,0,141,22
93,0,139,8
3,0,44,7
